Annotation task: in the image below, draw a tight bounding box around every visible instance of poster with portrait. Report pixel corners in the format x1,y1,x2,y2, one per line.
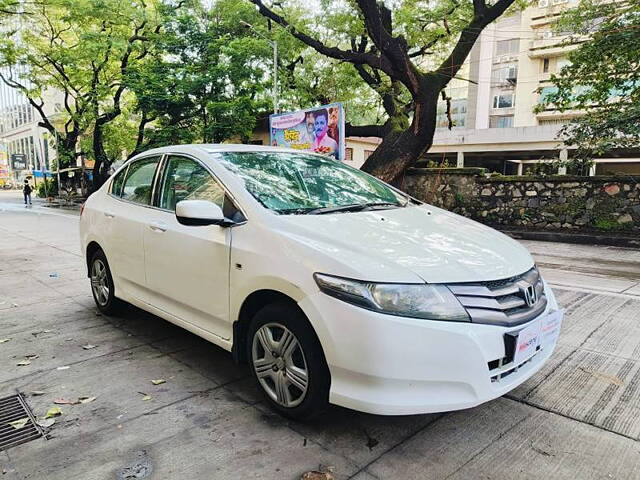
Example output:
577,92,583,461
269,103,345,160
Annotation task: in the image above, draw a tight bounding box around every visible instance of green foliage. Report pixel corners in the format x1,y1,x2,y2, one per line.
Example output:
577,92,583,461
127,0,280,151
540,0,640,166
36,177,58,198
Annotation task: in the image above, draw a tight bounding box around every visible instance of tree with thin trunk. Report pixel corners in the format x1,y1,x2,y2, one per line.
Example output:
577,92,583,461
250,0,517,183
0,0,161,189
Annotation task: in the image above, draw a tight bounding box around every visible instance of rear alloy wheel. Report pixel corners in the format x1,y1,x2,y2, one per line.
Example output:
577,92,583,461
89,250,122,315
248,302,330,420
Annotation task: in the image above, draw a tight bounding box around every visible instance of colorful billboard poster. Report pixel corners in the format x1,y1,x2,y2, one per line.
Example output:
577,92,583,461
269,103,345,160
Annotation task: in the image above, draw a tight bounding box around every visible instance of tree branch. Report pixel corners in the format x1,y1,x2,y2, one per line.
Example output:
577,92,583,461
249,0,395,76
434,0,517,87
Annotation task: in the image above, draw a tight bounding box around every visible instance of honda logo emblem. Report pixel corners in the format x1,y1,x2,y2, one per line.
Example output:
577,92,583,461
521,283,537,307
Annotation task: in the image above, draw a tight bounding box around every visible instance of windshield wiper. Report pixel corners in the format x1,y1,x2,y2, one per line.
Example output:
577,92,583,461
306,202,403,215
360,202,404,210
305,204,368,215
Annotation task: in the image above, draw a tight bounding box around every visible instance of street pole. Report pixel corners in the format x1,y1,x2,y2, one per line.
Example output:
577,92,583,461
54,129,61,197
273,40,278,114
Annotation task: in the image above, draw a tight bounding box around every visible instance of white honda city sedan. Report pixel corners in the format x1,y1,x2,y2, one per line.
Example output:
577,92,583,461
80,144,563,419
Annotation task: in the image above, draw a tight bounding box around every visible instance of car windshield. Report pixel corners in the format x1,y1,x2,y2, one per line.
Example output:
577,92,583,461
217,151,408,214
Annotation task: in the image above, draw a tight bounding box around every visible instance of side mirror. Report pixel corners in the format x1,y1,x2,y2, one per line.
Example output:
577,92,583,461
175,200,234,227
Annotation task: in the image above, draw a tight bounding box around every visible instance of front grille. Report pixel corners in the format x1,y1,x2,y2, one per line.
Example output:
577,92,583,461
447,267,547,327
0,393,44,451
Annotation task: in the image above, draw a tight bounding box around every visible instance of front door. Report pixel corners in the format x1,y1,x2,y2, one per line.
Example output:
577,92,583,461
143,154,232,339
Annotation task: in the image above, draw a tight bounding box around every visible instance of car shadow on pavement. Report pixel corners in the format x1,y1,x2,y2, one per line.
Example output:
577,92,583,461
101,302,444,465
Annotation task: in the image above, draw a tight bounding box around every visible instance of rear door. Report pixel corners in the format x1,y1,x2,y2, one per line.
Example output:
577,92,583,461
142,154,233,339
104,155,162,301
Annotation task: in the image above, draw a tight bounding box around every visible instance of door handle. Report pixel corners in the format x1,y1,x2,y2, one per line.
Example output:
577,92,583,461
104,212,115,218
149,221,167,233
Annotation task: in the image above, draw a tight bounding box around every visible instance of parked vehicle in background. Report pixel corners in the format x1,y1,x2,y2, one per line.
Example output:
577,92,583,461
79,145,563,420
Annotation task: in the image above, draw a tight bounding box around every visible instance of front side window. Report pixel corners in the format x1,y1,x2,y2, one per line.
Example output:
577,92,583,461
217,151,407,214
121,156,160,205
159,155,224,211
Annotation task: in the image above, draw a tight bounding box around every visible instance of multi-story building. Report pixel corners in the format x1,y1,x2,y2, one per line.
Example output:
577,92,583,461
423,2,640,175
0,66,62,186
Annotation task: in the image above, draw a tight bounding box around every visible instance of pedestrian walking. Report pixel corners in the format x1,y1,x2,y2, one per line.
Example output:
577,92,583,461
23,179,33,206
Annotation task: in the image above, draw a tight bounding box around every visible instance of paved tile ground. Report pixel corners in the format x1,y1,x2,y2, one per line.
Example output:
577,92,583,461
1,190,640,479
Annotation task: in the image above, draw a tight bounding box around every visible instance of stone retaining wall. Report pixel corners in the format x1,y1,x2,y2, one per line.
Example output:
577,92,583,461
403,168,640,232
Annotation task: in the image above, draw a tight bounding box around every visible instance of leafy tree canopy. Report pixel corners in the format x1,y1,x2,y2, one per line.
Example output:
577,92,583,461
541,0,640,165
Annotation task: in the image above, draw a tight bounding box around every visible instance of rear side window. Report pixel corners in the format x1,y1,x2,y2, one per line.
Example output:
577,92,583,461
110,167,127,197
121,157,161,205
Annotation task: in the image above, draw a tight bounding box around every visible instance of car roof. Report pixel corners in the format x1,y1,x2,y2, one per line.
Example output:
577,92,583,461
133,143,327,158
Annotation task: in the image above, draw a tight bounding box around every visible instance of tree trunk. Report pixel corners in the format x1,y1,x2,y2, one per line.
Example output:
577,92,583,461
360,91,438,185
91,123,110,191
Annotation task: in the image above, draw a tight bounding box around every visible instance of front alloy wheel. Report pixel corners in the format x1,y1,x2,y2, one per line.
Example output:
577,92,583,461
247,302,330,420
252,323,309,408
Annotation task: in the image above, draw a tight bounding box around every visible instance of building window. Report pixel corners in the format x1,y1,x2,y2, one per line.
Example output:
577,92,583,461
542,58,550,73
492,64,518,83
496,39,519,57
345,147,353,161
436,98,467,128
490,116,514,128
492,94,515,109
364,150,374,160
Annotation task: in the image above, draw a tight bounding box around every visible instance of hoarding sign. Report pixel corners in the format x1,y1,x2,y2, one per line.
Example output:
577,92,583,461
270,103,345,160
11,153,27,171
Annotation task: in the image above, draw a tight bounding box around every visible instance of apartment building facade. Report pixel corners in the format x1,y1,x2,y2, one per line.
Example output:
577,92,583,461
426,1,640,176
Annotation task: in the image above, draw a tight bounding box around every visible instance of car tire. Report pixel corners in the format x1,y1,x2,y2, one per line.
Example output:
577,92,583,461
89,249,123,316
247,302,330,421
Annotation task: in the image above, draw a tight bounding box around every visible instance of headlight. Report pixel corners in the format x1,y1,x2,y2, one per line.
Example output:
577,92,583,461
313,273,470,322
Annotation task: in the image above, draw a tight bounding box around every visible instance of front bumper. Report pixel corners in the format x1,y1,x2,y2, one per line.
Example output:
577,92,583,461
298,282,561,415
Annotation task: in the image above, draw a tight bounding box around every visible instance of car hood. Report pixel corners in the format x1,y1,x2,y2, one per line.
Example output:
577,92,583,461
276,205,534,284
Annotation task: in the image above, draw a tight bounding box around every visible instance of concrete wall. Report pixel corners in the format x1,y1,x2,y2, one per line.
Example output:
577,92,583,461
404,169,640,232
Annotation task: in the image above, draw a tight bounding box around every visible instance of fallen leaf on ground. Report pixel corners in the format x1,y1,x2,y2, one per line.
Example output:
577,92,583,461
25,354,39,360
8,418,29,430
54,398,77,405
301,471,334,480
78,396,97,404
30,391,46,396
45,407,62,419
16,360,31,366
579,367,624,386
37,418,55,428
32,330,52,337
57,366,70,370
0,338,11,343
82,344,97,350
142,396,151,401
151,379,166,385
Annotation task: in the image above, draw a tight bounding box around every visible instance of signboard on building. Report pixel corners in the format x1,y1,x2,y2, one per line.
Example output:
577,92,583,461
11,153,27,171
269,103,345,160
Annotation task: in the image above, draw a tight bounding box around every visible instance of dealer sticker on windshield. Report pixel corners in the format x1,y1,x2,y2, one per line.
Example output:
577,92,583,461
514,309,564,366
